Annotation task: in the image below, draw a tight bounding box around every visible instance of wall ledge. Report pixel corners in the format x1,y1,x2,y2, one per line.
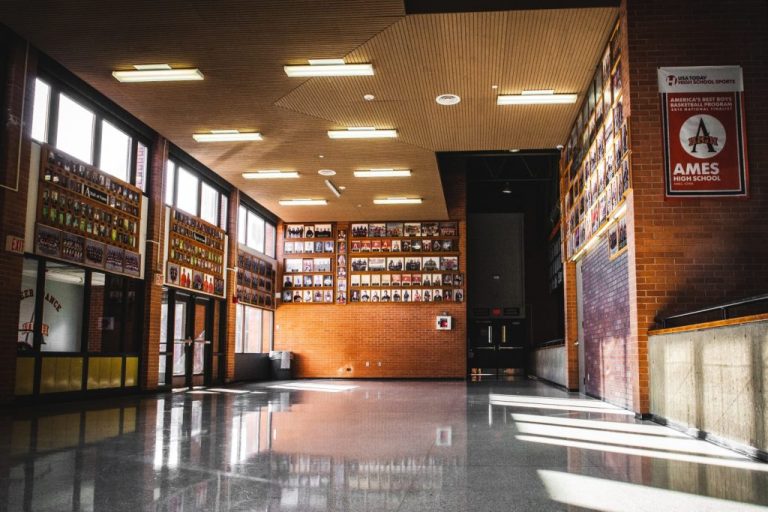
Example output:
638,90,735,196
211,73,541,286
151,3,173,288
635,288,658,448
649,313,768,336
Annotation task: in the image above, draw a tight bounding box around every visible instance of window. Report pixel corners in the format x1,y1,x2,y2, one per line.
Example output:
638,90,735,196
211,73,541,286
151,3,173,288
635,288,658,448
31,78,50,142
41,263,86,352
176,166,199,215
30,75,150,189
17,258,143,356
234,305,273,353
238,206,247,245
219,194,228,230
265,223,276,258
200,182,219,225
56,93,95,164
165,158,228,229
238,204,276,256
99,120,132,182
165,160,175,206
135,142,148,193
247,211,265,252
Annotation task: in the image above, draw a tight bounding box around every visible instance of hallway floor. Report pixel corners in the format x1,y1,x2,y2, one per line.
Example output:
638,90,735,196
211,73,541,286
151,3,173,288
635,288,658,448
1,379,767,511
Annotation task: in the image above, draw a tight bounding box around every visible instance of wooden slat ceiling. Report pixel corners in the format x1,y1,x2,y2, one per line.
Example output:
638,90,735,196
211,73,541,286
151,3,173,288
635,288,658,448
0,2,617,222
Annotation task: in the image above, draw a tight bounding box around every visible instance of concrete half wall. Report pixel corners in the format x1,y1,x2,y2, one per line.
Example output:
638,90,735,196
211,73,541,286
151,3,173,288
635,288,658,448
530,345,566,388
649,317,768,458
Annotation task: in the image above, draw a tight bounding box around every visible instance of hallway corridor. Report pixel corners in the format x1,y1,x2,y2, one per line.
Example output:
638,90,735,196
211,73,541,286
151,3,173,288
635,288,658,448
1,379,767,511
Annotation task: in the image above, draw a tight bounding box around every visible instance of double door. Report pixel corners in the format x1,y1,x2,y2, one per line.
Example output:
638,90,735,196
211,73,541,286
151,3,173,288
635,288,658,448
160,289,223,388
469,319,526,371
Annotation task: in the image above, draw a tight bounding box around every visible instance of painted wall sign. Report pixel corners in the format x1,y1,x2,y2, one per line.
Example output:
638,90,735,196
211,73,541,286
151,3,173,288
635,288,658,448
658,66,748,197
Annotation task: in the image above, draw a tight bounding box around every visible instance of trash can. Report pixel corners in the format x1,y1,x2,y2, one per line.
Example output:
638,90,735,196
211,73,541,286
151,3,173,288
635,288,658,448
269,351,294,380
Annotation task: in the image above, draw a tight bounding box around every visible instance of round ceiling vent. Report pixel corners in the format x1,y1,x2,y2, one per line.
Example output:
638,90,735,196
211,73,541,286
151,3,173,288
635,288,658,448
435,94,461,106
318,169,336,176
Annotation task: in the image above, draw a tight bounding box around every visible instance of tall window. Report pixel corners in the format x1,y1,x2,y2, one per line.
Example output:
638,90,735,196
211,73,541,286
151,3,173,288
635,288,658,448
165,159,228,230
200,182,219,225
234,305,273,353
30,75,150,190
238,204,276,256
176,167,199,215
31,78,50,143
56,93,95,164
99,120,131,182
165,160,175,206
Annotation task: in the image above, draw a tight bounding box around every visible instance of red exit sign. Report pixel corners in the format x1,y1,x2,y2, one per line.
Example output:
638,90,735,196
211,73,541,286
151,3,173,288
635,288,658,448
5,235,24,254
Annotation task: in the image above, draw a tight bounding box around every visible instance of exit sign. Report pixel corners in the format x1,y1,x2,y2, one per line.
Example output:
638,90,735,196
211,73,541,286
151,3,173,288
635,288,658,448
5,235,24,254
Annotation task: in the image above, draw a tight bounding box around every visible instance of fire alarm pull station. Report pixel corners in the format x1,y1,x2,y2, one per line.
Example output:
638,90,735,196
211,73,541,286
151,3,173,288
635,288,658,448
436,314,452,330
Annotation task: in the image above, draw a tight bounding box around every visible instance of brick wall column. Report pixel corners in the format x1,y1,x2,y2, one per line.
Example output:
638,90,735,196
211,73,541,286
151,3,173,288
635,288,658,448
224,189,239,382
0,34,36,404
140,134,169,390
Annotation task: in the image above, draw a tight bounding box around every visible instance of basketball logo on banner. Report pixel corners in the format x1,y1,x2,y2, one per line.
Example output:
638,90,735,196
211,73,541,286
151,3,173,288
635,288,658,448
658,66,748,197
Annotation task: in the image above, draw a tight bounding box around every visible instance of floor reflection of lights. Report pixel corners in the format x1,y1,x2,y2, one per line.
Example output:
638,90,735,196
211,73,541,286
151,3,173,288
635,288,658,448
489,394,635,416
268,382,358,392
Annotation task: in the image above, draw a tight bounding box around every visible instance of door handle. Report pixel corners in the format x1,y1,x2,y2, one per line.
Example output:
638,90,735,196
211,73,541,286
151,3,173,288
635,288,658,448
488,327,493,344
501,325,507,344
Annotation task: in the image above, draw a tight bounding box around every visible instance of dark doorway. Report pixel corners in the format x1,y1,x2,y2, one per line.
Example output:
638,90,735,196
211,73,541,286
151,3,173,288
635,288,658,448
438,150,564,376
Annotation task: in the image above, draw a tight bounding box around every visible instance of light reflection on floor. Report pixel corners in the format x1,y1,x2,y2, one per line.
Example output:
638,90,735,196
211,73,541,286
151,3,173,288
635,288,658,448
0,379,766,511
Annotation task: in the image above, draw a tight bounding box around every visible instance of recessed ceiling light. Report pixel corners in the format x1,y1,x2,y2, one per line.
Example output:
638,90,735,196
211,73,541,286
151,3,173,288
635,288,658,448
509,149,520,153
318,169,336,176
556,144,564,150
363,93,375,101
354,169,411,178
242,170,299,179
502,182,512,194
193,130,262,142
339,185,346,190
284,59,374,77
373,197,423,205
328,127,397,139
436,94,461,106
278,199,328,206
318,155,325,159
497,90,577,105
112,64,204,82
491,84,499,89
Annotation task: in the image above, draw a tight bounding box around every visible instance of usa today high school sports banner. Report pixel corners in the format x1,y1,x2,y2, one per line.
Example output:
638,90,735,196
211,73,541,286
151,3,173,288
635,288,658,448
658,66,748,197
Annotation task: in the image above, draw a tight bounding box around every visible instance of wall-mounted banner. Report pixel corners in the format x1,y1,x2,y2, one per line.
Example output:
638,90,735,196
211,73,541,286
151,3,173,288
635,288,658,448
658,66,748,197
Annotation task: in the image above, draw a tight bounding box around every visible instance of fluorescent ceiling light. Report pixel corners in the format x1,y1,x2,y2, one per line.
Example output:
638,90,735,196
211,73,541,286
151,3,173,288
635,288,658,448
278,199,327,206
354,169,411,178
324,179,342,198
242,170,299,179
497,89,577,105
327,127,397,139
193,130,262,142
284,59,374,77
373,197,422,205
112,65,204,83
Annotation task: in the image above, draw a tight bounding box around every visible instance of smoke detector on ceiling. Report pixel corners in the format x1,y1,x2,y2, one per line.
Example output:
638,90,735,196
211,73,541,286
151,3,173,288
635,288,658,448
435,94,461,106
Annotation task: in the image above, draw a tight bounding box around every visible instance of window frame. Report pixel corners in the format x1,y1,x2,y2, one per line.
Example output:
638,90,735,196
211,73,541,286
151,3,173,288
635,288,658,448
234,304,273,354
165,152,230,231
18,256,144,356
238,203,277,257
32,67,152,192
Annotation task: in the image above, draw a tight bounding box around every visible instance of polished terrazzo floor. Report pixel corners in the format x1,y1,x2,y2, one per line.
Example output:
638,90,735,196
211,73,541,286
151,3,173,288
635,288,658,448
1,379,767,511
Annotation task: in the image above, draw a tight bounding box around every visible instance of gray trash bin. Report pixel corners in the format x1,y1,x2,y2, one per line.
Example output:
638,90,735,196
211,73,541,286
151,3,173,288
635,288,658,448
269,351,294,380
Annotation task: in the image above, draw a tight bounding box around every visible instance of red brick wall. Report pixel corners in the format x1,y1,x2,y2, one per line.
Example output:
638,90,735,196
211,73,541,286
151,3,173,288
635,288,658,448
625,0,768,411
581,237,632,408
0,33,36,403
274,168,467,378
627,0,768,323
140,134,169,389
